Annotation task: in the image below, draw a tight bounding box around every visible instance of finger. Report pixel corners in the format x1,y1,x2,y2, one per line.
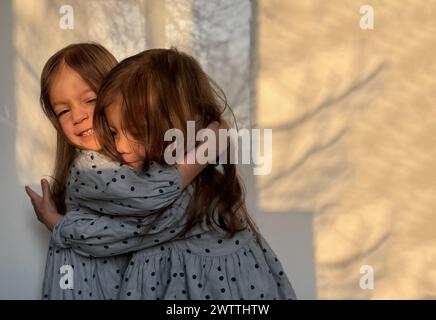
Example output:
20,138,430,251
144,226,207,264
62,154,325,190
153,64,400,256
25,186,42,202
41,179,51,201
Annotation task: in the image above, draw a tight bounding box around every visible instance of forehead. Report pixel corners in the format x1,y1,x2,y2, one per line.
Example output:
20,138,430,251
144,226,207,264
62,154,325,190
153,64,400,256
104,94,123,125
50,64,94,102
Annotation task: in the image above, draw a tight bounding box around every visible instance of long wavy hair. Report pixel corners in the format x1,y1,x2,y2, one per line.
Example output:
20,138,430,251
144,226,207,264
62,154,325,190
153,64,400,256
39,43,118,213
94,48,260,240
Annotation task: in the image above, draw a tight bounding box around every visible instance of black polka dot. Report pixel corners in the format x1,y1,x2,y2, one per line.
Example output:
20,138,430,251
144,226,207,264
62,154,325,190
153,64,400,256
218,239,223,244
159,189,163,193
205,248,210,253
231,277,236,282
122,240,128,244
103,260,107,264
104,245,109,249
182,290,186,295
279,271,284,276
104,226,108,230
198,283,202,288
151,286,156,291
196,234,201,239
250,285,255,290
205,295,210,299
125,277,129,282
95,185,98,190
77,290,82,295
84,278,88,282
127,292,131,296
130,186,135,191
217,266,222,272
130,261,134,266
220,288,225,293
192,274,197,279
260,293,264,298
219,276,224,281
235,240,240,245
255,264,259,269
172,273,177,277
89,292,92,297
97,171,102,174
121,175,125,179
80,235,85,239
92,165,96,169
151,272,155,276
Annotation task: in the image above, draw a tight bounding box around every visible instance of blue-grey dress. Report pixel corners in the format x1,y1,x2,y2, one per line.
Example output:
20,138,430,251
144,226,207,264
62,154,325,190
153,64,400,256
43,149,183,299
50,150,297,300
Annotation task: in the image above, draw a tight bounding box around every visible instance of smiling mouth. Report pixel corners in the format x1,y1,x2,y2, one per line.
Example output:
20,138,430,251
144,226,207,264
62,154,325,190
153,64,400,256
78,128,94,137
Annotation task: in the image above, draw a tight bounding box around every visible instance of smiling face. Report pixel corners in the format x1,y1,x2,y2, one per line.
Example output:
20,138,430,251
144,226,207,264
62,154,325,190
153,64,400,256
105,95,145,169
49,64,100,151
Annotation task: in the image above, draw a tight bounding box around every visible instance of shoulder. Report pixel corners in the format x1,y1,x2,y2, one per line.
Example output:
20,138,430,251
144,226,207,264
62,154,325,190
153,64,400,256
72,149,121,172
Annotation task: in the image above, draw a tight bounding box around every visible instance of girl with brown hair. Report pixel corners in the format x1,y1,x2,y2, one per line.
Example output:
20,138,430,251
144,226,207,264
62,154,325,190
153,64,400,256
50,48,297,299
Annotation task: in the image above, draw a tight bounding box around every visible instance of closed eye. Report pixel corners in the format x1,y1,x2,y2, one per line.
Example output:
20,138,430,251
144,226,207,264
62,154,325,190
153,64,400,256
56,109,69,118
86,98,96,104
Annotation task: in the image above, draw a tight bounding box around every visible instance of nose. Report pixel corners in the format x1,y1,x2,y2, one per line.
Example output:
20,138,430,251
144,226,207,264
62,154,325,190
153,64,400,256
71,104,89,125
115,135,130,155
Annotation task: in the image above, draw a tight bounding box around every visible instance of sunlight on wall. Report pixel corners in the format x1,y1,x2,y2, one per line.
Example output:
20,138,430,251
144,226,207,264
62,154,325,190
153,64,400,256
257,0,436,299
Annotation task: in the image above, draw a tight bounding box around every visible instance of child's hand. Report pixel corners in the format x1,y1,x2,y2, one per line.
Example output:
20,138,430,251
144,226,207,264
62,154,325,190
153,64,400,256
25,179,63,231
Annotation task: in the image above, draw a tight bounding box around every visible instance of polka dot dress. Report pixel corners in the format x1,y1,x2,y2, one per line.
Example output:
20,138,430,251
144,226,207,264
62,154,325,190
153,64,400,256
46,150,297,300
43,149,185,299
119,229,297,300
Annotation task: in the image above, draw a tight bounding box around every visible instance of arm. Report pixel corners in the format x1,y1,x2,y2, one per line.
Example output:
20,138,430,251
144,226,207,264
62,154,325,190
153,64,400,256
175,120,228,187
51,190,192,257
72,120,228,216
26,178,192,256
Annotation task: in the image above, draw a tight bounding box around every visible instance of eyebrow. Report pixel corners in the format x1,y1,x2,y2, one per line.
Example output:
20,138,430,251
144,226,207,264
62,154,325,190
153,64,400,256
51,88,95,107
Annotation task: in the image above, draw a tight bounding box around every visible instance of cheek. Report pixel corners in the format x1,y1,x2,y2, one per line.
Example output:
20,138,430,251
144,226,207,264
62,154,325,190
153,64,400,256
59,118,75,140
137,144,146,159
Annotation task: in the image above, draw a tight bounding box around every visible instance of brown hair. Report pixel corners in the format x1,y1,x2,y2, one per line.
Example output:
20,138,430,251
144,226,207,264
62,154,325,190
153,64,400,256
40,43,118,213
94,48,260,240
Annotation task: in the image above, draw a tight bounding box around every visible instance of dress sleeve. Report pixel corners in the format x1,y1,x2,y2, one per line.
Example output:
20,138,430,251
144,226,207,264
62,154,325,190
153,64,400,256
51,189,193,257
69,150,183,216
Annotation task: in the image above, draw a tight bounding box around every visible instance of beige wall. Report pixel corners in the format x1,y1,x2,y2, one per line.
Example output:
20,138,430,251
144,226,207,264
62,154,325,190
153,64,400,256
257,0,436,298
